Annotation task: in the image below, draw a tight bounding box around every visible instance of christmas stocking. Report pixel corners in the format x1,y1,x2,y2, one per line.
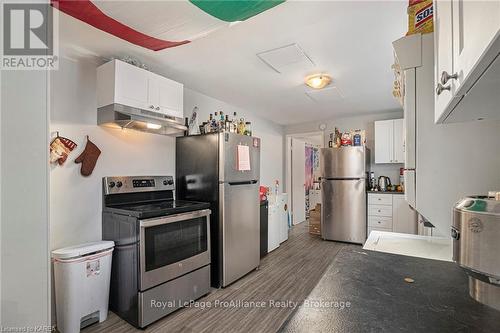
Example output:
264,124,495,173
75,137,101,176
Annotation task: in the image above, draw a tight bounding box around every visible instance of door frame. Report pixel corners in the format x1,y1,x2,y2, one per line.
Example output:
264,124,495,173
285,131,325,225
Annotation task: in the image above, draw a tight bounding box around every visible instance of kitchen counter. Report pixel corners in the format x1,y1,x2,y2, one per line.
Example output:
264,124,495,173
363,231,452,262
367,190,404,195
280,247,500,332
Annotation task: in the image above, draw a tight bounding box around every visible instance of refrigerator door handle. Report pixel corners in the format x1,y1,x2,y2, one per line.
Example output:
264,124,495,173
228,180,258,186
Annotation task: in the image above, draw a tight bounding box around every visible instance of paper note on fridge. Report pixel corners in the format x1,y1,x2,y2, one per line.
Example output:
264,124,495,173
237,145,251,171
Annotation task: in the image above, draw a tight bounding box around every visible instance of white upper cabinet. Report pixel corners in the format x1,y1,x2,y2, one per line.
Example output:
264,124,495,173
375,119,404,164
97,59,184,119
434,0,500,123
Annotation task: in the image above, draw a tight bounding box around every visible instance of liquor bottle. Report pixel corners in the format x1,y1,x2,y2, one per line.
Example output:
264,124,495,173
219,111,225,132
206,114,213,133
212,112,219,132
244,122,252,136
238,118,246,135
225,115,231,132
232,112,238,133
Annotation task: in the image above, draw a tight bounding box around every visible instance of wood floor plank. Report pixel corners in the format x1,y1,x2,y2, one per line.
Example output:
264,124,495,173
82,223,344,333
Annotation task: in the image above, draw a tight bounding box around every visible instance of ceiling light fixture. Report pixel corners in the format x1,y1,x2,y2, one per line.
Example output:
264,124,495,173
305,74,332,89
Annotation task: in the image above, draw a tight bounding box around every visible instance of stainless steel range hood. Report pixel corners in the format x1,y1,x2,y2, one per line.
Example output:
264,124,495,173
98,104,187,136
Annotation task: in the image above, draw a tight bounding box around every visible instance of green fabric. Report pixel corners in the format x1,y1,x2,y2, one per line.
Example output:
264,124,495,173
190,0,285,22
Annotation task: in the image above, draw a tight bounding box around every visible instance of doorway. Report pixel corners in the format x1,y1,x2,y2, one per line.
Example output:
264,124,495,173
286,132,324,225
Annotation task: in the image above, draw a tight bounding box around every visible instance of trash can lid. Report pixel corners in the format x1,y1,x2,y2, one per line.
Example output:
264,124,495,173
52,241,114,260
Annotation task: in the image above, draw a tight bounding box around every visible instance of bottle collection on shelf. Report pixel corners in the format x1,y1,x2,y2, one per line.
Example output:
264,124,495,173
328,127,366,148
199,111,252,136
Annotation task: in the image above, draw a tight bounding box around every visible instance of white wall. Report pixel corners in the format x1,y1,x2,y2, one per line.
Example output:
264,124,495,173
50,57,176,250
285,110,404,184
183,88,285,190
1,70,50,326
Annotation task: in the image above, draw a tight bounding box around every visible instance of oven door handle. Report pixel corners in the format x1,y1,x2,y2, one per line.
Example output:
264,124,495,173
139,209,211,228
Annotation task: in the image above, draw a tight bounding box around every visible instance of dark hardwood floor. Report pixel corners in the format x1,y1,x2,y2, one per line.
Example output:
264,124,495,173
83,223,344,333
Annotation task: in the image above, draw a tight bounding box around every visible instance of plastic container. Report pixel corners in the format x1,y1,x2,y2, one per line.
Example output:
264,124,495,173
52,241,114,333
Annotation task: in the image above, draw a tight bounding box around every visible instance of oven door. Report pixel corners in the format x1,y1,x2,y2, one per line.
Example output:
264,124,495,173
139,209,211,291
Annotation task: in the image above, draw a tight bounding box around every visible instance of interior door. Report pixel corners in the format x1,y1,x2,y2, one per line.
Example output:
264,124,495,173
221,182,260,286
291,138,306,225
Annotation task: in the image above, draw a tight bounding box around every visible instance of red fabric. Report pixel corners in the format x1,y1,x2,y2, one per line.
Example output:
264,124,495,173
51,0,190,51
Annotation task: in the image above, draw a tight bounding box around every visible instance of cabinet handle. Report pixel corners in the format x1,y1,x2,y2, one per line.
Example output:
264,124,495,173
440,71,458,85
155,106,160,111
149,105,155,109
436,83,451,95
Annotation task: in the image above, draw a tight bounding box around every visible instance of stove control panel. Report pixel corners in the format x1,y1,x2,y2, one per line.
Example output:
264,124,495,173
103,176,174,195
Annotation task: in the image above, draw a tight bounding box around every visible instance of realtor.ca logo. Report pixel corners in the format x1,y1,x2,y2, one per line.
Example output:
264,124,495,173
1,2,58,70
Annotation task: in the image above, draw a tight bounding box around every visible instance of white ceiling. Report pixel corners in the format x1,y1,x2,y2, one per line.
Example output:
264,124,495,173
58,1,407,125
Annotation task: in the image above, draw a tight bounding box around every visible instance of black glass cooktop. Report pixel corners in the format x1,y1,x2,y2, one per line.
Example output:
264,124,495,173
105,199,210,219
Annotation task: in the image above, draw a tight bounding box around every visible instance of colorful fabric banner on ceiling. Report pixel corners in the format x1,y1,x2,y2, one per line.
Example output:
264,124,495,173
52,0,285,51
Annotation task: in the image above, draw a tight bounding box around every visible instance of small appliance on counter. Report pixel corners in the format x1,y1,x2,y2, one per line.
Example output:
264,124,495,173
452,193,500,311
378,176,391,192
102,176,211,328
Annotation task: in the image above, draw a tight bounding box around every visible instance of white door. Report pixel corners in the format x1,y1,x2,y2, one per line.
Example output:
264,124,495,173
156,75,184,118
393,118,404,163
374,120,393,163
434,0,458,122
114,60,149,110
452,0,500,94
291,138,306,225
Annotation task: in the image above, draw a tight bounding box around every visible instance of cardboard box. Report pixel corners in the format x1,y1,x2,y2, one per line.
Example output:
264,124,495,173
407,0,434,36
309,203,321,235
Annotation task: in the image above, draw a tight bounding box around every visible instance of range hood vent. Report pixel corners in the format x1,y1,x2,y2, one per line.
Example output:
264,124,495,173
98,103,186,136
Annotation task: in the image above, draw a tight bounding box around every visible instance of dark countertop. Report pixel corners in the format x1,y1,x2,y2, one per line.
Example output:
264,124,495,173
367,190,405,195
280,247,500,333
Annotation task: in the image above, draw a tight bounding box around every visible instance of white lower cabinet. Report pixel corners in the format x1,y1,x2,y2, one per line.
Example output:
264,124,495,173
367,193,417,237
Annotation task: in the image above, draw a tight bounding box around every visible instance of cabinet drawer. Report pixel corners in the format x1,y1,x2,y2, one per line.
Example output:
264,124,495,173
368,205,393,217
368,226,392,237
368,216,393,229
368,194,392,206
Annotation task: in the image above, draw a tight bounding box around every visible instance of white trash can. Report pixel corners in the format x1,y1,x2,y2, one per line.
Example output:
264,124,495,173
52,241,114,333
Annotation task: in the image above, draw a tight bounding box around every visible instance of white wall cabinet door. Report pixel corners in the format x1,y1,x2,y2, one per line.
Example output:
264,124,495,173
149,72,184,118
434,0,458,122
452,0,500,94
375,119,404,164
97,59,184,119
393,118,404,163
114,60,150,110
393,195,417,234
375,120,393,163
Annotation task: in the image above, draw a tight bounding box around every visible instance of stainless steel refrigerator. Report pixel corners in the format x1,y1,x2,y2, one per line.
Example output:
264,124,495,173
320,147,370,244
176,132,260,287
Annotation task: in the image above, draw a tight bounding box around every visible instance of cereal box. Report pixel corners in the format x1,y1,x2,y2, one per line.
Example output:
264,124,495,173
407,0,434,35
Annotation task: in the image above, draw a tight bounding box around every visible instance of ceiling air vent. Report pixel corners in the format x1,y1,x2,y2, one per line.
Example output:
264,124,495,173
305,86,344,103
257,43,315,73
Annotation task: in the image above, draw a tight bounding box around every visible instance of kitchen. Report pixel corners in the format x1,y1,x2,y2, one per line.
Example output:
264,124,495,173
1,0,499,332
